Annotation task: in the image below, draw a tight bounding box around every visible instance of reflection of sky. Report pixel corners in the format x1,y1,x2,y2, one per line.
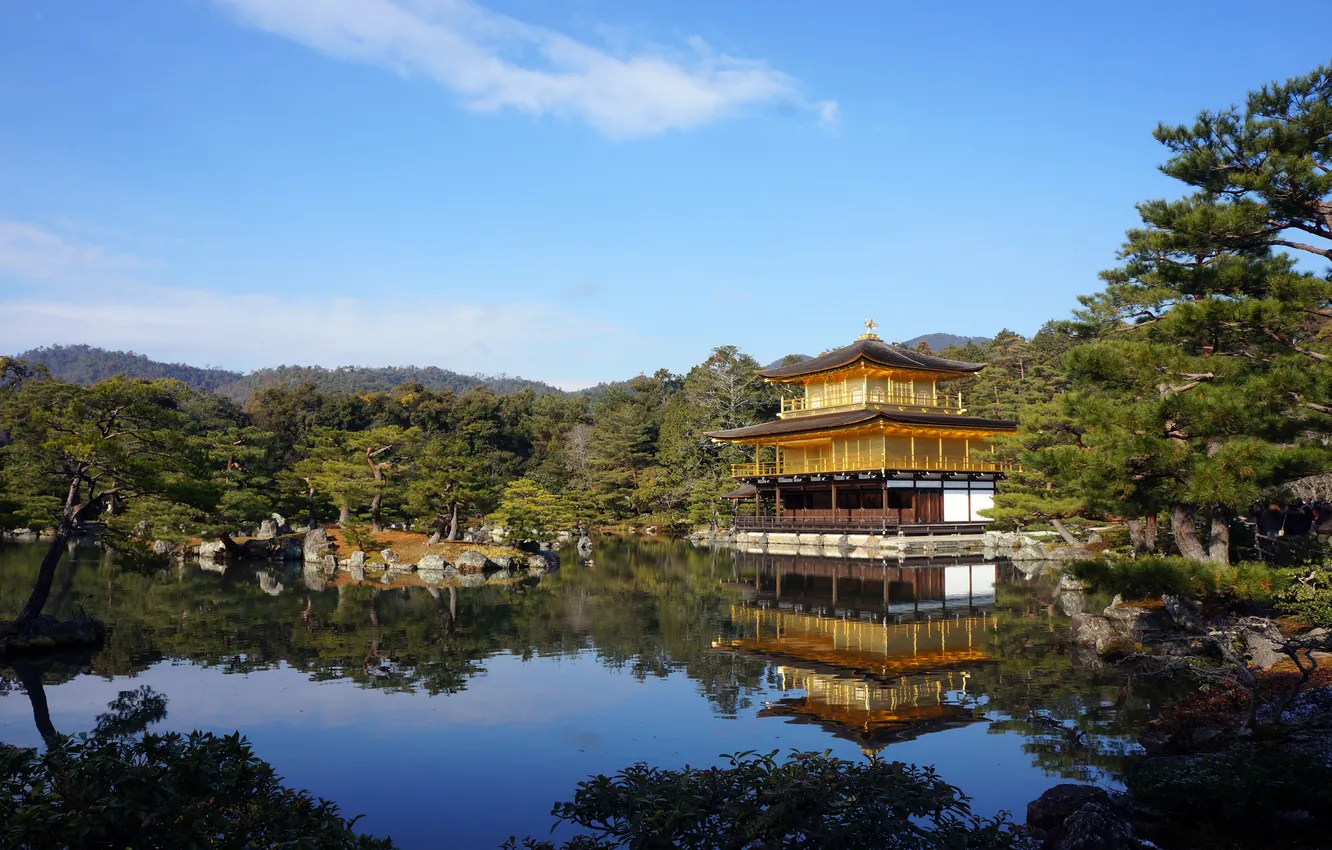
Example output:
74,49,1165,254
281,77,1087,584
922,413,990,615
0,650,1089,849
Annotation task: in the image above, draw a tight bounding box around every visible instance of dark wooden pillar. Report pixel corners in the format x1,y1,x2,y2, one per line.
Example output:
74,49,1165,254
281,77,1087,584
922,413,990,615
831,483,838,522
775,485,782,520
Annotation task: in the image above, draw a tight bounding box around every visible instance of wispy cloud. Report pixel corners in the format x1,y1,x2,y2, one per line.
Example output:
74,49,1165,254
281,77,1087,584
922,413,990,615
216,0,837,138
0,219,141,280
0,219,626,389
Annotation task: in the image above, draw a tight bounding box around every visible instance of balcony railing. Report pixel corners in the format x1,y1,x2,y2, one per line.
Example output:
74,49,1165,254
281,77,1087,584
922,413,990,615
731,454,1014,477
780,391,963,417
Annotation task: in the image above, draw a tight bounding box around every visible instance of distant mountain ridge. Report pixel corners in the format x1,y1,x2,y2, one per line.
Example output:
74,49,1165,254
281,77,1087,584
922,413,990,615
13,345,563,402
899,333,990,352
13,335,993,403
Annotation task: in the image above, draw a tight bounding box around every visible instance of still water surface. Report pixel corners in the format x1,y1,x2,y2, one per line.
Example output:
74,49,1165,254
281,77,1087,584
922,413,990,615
0,539,1155,848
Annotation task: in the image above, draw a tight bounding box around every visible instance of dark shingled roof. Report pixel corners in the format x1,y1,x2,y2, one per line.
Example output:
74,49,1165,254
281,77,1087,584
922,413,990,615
705,409,1016,441
758,337,984,379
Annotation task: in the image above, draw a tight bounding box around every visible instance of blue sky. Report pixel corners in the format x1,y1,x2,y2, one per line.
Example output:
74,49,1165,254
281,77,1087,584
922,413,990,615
1,0,1328,388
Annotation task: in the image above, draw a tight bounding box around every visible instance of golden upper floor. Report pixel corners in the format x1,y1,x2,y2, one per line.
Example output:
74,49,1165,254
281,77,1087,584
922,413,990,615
759,331,983,419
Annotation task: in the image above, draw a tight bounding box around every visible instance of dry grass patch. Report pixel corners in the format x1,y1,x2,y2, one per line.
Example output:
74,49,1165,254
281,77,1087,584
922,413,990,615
322,527,523,565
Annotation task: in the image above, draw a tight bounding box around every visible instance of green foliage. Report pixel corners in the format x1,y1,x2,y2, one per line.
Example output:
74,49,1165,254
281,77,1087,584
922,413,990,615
505,749,1032,850
341,524,383,555
990,64,1332,562
1126,739,1332,849
491,478,577,541
0,730,394,849
1276,565,1332,628
1065,556,1290,604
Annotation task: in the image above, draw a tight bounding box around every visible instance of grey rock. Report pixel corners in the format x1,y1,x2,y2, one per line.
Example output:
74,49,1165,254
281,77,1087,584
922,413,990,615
348,550,366,568
380,548,401,565
151,539,173,556
257,571,284,596
576,535,593,555
323,554,338,573
256,519,279,540
1057,575,1087,616
271,512,290,534
417,554,448,572
197,541,227,563
1103,603,1171,644
1053,801,1140,850
1048,546,1094,561
301,565,326,591
492,556,514,570
1027,784,1111,834
1244,629,1285,670
303,528,331,563
1070,614,1116,651
1162,594,1204,631
456,550,490,574
1058,591,1087,617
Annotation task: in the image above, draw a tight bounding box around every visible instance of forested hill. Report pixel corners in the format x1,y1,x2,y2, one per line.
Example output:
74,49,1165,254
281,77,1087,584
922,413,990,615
14,345,243,392
215,365,561,402
12,345,564,401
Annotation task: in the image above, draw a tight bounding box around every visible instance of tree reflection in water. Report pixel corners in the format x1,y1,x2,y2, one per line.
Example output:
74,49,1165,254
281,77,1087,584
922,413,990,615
0,538,1169,782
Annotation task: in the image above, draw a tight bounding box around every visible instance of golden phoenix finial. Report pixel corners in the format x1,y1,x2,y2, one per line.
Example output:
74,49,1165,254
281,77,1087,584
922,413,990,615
864,318,878,333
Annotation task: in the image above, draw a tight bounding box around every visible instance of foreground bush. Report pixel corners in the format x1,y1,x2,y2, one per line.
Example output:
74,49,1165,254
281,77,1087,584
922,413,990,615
1127,734,1332,848
505,749,1033,850
1277,565,1332,628
0,731,394,849
1066,556,1289,605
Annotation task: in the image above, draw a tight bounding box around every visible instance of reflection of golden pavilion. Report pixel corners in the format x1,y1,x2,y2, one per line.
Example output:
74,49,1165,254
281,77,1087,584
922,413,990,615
721,607,993,751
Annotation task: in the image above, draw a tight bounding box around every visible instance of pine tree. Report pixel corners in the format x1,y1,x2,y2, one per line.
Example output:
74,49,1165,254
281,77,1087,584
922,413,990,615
1000,63,1332,563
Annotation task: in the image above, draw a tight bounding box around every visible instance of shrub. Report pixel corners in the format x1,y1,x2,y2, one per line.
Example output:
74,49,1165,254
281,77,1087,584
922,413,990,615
341,524,383,554
1126,739,1332,847
0,731,394,849
504,749,1033,850
1277,565,1332,628
1066,556,1290,605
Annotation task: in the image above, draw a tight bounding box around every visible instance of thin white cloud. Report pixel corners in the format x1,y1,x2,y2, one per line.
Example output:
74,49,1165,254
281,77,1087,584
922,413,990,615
0,219,624,389
215,0,836,138
0,219,141,280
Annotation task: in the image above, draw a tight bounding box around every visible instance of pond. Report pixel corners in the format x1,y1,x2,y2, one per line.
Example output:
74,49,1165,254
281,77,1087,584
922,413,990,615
0,539,1161,848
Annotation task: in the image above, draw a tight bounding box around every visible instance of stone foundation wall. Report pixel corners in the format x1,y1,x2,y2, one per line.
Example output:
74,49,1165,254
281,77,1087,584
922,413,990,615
689,528,1039,559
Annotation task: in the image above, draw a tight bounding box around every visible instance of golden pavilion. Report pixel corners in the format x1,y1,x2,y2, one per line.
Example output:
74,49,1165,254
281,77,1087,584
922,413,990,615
706,322,1017,533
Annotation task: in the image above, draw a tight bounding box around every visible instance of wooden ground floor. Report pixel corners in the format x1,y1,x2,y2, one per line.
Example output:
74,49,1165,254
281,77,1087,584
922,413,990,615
728,471,998,533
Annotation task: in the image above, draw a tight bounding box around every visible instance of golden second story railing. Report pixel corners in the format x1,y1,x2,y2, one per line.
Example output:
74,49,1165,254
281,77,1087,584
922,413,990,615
781,391,963,417
730,453,1015,478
